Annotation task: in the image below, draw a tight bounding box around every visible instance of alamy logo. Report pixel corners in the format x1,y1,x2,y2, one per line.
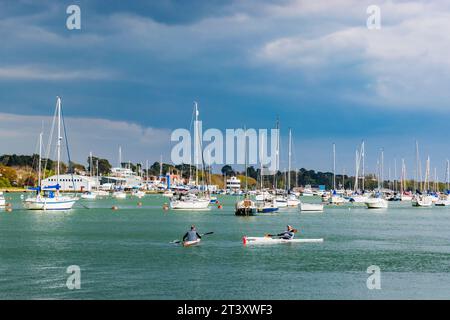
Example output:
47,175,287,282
366,5,381,30
66,5,81,30
171,122,280,173
366,265,381,290
66,265,81,290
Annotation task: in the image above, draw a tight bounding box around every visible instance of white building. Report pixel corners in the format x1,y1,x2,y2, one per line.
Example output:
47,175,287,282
226,176,241,191
106,166,143,188
42,174,98,192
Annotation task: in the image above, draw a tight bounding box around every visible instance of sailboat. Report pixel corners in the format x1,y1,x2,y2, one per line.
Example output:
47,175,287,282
399,159,413,201
81,152,97,200
23,97,78,210
330,143,345,205
365,148,388,209
286,129,300,207
436,160,450,206
170,102,210,210
412,145,433,207
253,127,278,213
350,141,369,203
235,127,257,216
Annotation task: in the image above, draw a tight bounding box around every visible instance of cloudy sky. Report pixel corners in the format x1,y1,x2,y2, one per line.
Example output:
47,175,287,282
1,0,450,177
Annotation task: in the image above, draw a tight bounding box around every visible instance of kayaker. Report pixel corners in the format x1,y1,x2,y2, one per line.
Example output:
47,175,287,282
182,225,202,242
268,225,298,240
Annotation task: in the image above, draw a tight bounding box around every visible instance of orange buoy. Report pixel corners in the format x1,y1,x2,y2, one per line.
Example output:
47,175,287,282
111,206,119,211
218,205,223,209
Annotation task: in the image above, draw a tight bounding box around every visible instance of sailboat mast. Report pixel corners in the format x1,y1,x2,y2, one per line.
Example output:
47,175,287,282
160,154,163,177
361,141,365,190
394,158,397,192
89,151,93,177
354,149,359,191
56,96,62,194
288,128,291,192
447,159,450,190
260,134,264,190
415,141,420,192
118,146,122,168
38,132,42,189
380,148,384,190
401,159,405,193
244,127,248,193
332,143,336,190
194,101,199,187
274,118,280,190
96,159,99,187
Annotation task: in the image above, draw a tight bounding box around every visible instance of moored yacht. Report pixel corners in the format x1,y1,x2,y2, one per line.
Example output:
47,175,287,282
23,97,78,211
365,197,388,209
235,197,257,216
170,193,210,210
412,194,433,207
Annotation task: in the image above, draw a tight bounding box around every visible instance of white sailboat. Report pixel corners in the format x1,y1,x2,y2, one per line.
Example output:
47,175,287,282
170,193,210,210
365,196,388,209
286,129,300,207
330,143,345,205
365,149,388,209
170,102,210,210
81,152,97,200
23,97,78,211
412,150,433,207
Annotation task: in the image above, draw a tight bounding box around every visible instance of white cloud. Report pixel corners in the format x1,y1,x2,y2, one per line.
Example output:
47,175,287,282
0,65,117,81
0,113,172,166
256,1,450,109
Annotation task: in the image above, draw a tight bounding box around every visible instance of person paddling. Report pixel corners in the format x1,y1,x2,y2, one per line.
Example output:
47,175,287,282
183,225,202,242
268,225,298,240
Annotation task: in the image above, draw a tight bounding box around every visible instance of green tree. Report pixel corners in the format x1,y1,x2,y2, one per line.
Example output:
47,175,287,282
0,165,17,185
221,165,235,176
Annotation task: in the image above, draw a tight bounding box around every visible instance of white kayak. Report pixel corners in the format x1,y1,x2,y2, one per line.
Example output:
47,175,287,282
242,236,323,245
182,239,201,247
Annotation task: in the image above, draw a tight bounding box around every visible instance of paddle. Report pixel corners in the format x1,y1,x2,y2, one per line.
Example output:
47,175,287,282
170,232,214,244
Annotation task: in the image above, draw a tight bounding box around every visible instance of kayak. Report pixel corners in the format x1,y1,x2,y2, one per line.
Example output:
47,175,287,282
182,239,201,247
242,236,323,245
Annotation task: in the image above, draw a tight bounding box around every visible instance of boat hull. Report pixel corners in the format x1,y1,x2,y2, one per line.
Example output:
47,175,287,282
23,197,77,210
170,199,210,210
242,236,323,245
365,198,388,209
183,239,201,247
299,203,324,212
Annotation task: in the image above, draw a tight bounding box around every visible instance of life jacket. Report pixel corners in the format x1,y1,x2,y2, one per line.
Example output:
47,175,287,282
186,230,199,241
282,230,295,240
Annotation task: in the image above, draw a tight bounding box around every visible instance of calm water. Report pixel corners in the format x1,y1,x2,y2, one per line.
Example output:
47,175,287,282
1,193,450,300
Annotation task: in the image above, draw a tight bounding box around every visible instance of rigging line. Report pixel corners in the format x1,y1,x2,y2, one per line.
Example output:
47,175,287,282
43,104,58,180
60,105,76,192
